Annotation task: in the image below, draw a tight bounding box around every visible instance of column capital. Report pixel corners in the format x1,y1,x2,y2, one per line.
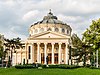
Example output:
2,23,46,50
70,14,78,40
44,42,47,45
31,43,34,45
37,42,40,45
51,42,55,45
65,42,69,45
59,42,62,45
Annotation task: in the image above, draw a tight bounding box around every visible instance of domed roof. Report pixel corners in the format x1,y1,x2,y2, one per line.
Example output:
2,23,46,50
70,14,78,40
33,10,66,25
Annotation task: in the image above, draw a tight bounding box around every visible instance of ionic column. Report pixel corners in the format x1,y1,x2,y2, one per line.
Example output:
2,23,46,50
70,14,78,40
65,43,69,64
31,43,34,63
21,48,22,64
37,43,40,63
58,43,62,64
52,43,55,64
25,43,28,64
44,43,47,64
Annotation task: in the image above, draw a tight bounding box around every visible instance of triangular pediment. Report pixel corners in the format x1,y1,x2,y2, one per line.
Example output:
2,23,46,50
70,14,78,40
29,31,70,39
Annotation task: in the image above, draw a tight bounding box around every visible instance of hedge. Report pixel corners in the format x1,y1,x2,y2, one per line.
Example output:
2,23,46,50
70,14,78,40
15,65,35,69
58,64,80,69
15,64,79,69
41,64,79,69
15,63,41,69
41,64,59,69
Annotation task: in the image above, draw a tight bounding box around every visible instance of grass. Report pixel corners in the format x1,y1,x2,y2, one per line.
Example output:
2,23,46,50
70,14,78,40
0,68,100,75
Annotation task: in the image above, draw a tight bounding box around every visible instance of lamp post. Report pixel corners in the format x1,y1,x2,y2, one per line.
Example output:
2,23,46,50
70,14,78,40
96,33,99,68
96,49,98,68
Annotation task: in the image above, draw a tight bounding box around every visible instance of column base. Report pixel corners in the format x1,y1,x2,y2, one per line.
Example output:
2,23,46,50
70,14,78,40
68,59,72,65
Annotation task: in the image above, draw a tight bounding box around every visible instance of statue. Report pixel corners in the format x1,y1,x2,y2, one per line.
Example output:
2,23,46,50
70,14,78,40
46,56,48,65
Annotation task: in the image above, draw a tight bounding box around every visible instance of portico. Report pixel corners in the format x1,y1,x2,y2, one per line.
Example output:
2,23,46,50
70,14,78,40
26,42,69,64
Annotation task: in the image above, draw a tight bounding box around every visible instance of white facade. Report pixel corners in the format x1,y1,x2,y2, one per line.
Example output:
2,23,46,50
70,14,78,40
12,11,72,66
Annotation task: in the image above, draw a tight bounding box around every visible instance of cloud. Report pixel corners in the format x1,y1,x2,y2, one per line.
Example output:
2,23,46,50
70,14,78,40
23,10,39,21
0,0,100,40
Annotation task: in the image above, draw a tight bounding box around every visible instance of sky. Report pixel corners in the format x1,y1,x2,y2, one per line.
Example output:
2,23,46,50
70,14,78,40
0,0,100,40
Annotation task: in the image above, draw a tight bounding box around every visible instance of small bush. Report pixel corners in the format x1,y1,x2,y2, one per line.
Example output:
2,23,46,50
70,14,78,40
15,64,36,69
90,66,98,69
41,64,47,68
85,64,91,68
41,64,59,69
36,63,42,67
48,64,59,68
59,64,79,69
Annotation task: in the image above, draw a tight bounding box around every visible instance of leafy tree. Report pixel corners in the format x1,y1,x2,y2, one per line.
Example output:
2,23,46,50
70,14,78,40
71,33,82,49
4,37,23,66
0,36,7,67
82,18,100,67
71,33,83,65
71,33,90,66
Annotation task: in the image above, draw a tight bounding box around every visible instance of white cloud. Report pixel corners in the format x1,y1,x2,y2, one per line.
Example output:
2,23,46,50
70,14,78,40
58,14,84,23
23,10,39,21
0,0,100,40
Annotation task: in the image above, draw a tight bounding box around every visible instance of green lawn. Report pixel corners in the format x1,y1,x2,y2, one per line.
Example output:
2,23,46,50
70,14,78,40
0,68,100,75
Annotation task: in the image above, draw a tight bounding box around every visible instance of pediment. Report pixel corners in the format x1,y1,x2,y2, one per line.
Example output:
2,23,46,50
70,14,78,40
30,31,69,39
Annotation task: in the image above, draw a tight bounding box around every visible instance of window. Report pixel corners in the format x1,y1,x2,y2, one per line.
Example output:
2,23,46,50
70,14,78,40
55,48,58,52
40,28,44,32
28,46,31,59
62,28,65,33
48,48,51,52
41,48,44,52
47,28,52,31
67,30,69,34
55,28,59,32
22,46,25,49
34,29,38,33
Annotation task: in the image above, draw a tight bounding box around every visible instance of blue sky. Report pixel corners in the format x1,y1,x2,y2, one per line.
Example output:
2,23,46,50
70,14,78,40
0,0,100,40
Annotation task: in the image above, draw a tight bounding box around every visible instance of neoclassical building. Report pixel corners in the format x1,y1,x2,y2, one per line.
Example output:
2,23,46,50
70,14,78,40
12,11,72,66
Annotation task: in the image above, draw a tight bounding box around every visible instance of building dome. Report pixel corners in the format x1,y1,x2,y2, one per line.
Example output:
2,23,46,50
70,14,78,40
29,10,72,36
33,10,65,25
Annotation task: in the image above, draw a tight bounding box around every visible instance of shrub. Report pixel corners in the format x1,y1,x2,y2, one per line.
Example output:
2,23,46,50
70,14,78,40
15,63,42,69
41,64,79,69
90,66,98,69
15,64,80,69
59,64,79,69
36,63,42,67
15,64,36,69
85,64,91,68
48,64,59,68
41,64,59,69
41,64,47,68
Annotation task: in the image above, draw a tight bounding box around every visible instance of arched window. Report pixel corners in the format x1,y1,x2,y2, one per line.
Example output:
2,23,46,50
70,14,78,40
34,29,38,33
67,30,69,34
55,28,59,32
62,28,65,33
47,28,52,31
40,28,44,32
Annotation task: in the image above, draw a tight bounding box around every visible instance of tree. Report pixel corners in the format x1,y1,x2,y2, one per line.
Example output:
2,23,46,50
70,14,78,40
71,33,83,65
82,18,100,68
71,33,90,66
4,37,23,66
0,36,7,67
